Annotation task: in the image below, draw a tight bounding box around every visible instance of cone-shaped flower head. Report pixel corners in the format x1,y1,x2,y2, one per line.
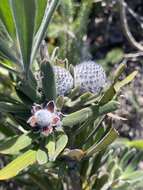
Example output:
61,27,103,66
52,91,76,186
54,66,74,96
74,61,107,94
27,101,62,136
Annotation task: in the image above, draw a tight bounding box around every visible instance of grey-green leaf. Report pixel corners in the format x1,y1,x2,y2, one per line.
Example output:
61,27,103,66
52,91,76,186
86,127,119,157
0,102,29,113
10,0,36,75
62,101,119,127
41,61,57,101
0,134,33,155
45,135,56,162
46,133,68,161
53,133,68,160
36,149,48,165
31,0,59,62
35,0,47,33
0,37,20,65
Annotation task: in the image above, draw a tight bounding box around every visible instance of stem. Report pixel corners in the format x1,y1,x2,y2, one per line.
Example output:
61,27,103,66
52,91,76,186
118,0,143,51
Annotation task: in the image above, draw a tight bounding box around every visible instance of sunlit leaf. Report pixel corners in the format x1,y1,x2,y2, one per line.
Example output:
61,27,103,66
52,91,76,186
46,135,56,162
125,140,143,149
114,71,138,92
0,0,15,39
99,85,116,106
36,149,48,165
113,63,126,83
46,133,68,161
0,150,36,180
53,133,68,160
86,128,119,157
121,171,143,183
0,134,33,155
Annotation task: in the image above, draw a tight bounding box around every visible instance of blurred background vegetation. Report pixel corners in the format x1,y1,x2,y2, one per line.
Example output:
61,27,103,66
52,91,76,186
0,0,143,189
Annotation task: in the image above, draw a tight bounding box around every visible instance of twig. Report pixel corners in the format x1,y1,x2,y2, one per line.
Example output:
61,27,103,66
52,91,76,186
124,2,143,24
118,0,143,51
124,52,143,59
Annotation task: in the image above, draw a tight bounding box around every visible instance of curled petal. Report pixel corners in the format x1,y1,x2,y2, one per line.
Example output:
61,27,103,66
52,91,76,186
42,126,53,136
45,101,55,113
52,116,60,126
32,104,42,114
27,116,37,127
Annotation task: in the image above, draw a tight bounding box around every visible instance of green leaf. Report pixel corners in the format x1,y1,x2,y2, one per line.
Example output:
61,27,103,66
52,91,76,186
113,63,126,83
0,134,33,155
99,85,116,106
125,140,143,149
83,116,105,144
94,173,109,190
121,171,143,183
41,61,56,101
45,135,56,161
0,149,36,180
62,101,119,127
62,107,93,127
124,152,143,174
56,96,64,110
119,149,136,169
99,63,126,105
10,0,36,74
0,37,20,66
86,128,119,157
53,133,68,160
114,71,138,92
15,87,33,106
36,149,48,165
106,48,124,64
35,0,47,32
0,0,15,39
98,100,119,115
0,102,29,113
31,0,59,63
46,133,68,161
0,124,16,137
17,79,40,103
0,61,19,74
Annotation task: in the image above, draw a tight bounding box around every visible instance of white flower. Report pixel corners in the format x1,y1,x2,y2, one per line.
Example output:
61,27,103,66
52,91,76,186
27,101,62,136
35,109,53,127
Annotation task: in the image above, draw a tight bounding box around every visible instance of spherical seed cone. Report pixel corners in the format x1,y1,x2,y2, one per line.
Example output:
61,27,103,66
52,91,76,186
74,61,107,94
54,66,74,96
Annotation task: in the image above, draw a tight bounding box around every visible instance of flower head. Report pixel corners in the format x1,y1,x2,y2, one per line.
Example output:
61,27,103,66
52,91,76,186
74,61,107,94
27,101,62,136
